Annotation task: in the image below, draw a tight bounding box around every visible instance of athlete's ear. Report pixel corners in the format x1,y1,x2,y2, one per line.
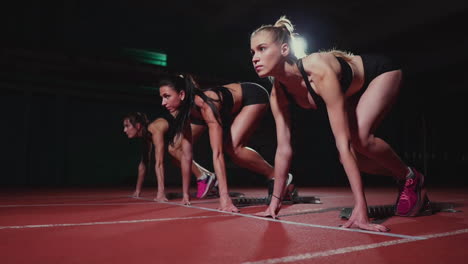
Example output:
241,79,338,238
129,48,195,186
280,43,290,57
179,90,185,101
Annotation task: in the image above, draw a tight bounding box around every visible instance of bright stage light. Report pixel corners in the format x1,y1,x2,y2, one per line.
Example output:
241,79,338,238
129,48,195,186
292,36,307,58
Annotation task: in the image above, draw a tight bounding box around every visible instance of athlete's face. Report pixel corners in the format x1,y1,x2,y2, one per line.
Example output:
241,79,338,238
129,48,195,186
159,85,185,113
250,31,288,77
123,119,141,139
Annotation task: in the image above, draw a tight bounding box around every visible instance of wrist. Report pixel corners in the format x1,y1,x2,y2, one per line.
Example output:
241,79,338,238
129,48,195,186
271,194,282,200
354,200,367,210
270,197,281,207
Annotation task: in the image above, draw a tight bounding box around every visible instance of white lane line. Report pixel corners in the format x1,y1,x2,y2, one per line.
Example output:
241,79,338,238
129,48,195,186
241,228,468,264
0,195,133,200
133,198,425,240
0,215,231,230
0,202,155,208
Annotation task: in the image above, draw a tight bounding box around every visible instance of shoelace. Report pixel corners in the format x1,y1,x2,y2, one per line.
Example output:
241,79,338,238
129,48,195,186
399,192,409,201
399,179,415,201
405,178,415,187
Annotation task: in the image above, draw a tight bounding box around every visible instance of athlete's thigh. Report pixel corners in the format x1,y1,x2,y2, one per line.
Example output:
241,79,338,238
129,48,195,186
354,70,402,136
229,104,268,147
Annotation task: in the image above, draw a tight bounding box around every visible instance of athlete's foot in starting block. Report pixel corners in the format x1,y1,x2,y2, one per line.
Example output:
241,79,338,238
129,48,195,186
284,183,298,201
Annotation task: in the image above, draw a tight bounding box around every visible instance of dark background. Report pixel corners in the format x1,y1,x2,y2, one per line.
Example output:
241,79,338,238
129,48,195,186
1,0,467,190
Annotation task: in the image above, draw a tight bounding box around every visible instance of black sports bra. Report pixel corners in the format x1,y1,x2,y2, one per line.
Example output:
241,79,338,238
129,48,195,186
280,57,353,108
190,86,234,128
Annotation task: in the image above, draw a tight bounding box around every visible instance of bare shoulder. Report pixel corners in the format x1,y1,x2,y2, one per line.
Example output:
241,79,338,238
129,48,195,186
222,82,241,90
302,52,339,80
194,91,221,110
148,118,169,134
203,90,220,100
194,94,205,108
302,52,335,70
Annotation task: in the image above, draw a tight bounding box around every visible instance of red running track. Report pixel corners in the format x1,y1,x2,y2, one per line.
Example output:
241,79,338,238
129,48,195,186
0,186,467,263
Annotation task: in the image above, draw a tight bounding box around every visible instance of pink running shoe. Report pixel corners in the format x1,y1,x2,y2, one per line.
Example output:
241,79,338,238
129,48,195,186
395,167,425,216
196,173,216,199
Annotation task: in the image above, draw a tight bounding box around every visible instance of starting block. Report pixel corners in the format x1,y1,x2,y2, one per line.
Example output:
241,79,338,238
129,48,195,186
232,189,321,207
232,195,321,207
339,195,461,219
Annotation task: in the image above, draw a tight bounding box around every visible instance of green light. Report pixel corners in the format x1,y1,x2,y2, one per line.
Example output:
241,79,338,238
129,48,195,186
123,48,167,67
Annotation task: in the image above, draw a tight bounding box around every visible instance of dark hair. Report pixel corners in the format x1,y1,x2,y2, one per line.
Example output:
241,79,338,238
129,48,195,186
158,75,194,145
123,112,151,164
158,75,224,144
123,112,149,138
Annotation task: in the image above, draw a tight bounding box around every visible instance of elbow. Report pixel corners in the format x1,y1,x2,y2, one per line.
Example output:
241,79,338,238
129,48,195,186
336,141,352,162
277,145,292,160
212,150,224,162
155,160,164,170
181,152,193,164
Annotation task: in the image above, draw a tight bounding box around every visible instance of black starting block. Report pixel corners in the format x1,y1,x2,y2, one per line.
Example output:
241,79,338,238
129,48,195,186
166,190,321,207
231,188,321,207
339,195,461,219
232,195,321,207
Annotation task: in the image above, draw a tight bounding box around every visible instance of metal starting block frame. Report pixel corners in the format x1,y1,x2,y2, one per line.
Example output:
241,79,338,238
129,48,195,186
339,196,461,219
233,195,322,207
166,192,321,207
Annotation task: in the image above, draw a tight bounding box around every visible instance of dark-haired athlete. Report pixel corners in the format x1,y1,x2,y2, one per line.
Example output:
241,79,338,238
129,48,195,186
123,112,217,203
158,76,295,212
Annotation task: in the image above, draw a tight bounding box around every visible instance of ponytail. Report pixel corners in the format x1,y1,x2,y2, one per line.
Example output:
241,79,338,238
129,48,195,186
158,75,228,145
252,16,294,46
193,88,224,126
251,16,306,59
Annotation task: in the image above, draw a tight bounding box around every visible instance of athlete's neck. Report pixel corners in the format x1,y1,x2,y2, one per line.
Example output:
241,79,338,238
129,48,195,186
274,61,302,85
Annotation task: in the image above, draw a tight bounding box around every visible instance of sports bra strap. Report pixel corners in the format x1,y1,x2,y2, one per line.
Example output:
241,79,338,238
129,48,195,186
296,59,322,104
